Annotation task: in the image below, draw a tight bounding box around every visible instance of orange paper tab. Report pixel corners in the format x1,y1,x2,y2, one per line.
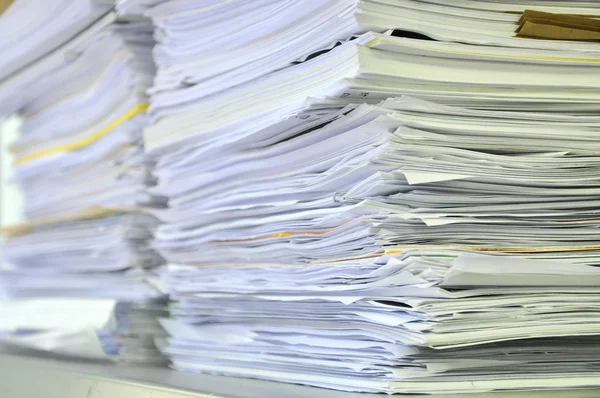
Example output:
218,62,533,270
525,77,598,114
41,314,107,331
516,9,600,41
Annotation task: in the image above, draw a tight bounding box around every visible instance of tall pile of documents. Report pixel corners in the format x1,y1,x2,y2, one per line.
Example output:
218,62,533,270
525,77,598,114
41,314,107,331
0,2,166,362
143,0,600,394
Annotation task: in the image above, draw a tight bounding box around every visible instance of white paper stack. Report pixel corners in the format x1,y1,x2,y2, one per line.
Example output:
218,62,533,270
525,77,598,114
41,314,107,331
141,0,600,393
160,249,600,394
1,214,162,299
144,0,600,154
0,0,113,83
0,3,166,362
149,96,600,264
116,0,168,18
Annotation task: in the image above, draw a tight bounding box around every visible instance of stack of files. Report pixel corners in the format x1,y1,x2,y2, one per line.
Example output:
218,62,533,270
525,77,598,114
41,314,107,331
148,83,600,263
153,95,600,391
0,0,166,114
1,213,162,299
116,0,168,17
0,0,113,82
144,0,600,153
0,3,166,362
159,249,600,394
141,0,600,393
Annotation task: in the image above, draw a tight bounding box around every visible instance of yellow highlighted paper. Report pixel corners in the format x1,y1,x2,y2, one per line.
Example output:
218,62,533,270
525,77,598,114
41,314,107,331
0,206,132,238
13,103,148,166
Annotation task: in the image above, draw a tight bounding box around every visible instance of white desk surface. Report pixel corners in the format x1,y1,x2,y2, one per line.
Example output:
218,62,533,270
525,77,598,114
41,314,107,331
1,351,600,398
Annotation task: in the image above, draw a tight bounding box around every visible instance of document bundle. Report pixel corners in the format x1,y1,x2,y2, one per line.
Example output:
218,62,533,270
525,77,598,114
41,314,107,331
142,0,600,394
160,249,600,394
0,3,165,362
0,0,113,82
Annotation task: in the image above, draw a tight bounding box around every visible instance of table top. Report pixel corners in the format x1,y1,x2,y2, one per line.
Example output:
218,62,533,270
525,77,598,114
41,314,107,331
1,350,600,398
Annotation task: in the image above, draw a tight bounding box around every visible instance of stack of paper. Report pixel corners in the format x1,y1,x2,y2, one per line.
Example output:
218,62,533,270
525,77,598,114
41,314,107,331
1,214,161,299
160,249,600,394
141,0,600,394
144,0,600,154
0,0,112,82
116,0,168,17
0,4,166,362
147,37,600,261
